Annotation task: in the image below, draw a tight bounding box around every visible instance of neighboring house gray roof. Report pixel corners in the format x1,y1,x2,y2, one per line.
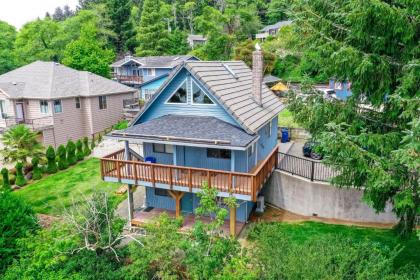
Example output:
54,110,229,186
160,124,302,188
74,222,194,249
263,74,281,84
0,61,137,100
187,34,207,41
112,114,257,148
111,55,197,68
261,20,292,32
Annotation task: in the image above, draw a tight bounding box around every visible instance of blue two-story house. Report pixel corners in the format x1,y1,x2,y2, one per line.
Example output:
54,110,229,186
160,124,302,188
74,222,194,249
111,55,199,101
102,48,284,235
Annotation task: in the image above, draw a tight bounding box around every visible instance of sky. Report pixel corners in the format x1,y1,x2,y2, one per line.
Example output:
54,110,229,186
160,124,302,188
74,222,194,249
0,0,79,29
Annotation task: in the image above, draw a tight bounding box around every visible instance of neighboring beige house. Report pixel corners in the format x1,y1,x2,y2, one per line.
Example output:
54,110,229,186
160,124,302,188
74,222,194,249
0,61,138,147
255,20,292,40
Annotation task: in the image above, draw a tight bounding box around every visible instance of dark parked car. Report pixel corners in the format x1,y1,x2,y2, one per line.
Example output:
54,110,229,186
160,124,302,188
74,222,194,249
303,141,323,160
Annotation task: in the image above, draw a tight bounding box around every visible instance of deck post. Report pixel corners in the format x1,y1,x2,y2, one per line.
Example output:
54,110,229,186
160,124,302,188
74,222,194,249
229,206,236,237
127,184,134,229
168,190,185,219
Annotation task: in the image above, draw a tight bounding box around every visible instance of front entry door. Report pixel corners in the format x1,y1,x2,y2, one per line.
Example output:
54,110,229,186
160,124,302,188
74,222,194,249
15,103,24,123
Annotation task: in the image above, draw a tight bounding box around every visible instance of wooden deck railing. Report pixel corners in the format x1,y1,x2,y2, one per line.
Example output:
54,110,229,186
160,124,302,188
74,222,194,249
112,74,143,84
100,145,279,201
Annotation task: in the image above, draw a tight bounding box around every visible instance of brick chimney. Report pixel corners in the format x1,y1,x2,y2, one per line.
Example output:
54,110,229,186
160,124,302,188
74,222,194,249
252,43,263,106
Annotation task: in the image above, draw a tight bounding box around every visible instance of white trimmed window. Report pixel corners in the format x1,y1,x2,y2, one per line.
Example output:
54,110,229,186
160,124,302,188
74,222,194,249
40,100,48,113
53,100,62,113
0,100,5,118
153,143,173,154
99,96,107,110
75,97,81,109
167,80,187,104
192,80,214,104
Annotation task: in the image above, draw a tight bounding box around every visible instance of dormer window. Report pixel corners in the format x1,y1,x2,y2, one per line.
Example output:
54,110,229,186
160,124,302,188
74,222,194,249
167,80,187,104
192,80,214,105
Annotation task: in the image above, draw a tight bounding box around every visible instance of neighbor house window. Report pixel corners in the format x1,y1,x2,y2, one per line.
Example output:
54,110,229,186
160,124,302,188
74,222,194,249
0,100,5,118
192,80,214,104
99,96,107,110
155,189,169,197
144,68,155,76
207,148,231,159
152,143,173,154
167,81,187,104
40,100,48,114
53,100,62,113
144,89,156,101
75,97,81,109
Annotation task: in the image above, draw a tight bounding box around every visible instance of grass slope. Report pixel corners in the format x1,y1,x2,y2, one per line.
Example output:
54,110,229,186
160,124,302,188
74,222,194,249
278,109,300,128
248,221,420,268
15,158,124,215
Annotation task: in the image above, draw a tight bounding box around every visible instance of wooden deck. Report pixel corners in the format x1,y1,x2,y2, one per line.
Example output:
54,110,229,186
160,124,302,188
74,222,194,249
100,145,279,201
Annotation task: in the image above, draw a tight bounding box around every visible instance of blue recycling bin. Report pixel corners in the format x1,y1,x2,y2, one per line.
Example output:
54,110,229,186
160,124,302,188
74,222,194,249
281,128,289,143
145,156,156,163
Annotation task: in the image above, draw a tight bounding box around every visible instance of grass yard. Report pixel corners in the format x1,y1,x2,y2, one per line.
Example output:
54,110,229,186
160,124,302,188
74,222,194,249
278,109,300,128
247,221,420,269
15,158,124,215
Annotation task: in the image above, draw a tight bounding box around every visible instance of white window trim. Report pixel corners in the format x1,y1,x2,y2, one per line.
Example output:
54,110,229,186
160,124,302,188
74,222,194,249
75,97,81,109
190,79,216,106
164,79,188,105
53,99,63,114
99,96,107,110
40,100,49,114
0,100,6,119
268,121,272,137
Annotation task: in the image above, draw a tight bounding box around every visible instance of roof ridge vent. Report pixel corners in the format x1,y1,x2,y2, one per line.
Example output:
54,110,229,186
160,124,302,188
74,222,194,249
222,63,238,79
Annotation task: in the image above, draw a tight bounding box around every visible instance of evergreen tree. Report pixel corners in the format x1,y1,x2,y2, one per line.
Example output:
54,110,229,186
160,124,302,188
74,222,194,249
0,21,17,75
288,0,420,237
66,140,77,165
31,157,43,180
15,162,26,187
106,0,136,53
135,0,170,56
1,168,10,189
57,145,68,170
46,146,58,174
83,137,91,156
53,7,65,21
76,140,85,161
63,5,75,18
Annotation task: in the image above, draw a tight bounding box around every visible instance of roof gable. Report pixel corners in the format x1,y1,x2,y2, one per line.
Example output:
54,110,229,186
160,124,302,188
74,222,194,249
132,61,285,134
134,67,241,129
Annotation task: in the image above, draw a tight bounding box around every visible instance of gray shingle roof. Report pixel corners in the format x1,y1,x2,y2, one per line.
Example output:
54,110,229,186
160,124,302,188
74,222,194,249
111,55,197,68
261,20,292,32
0,61,137,99
187,34,207,41
263,74,281,84
133,61,285,134
112,114,257,148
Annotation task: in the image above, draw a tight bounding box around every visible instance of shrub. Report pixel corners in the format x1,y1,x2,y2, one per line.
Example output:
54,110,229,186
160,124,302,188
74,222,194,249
76,140,84,161
98,133,103,143
83,137,91,156
90,137,95,150
15,162,27,187
1,168,10,189
0,191,38,274
31,157,43,180
46,146,58,174
66,140,77,165
57,145,68,170
112,120,128,130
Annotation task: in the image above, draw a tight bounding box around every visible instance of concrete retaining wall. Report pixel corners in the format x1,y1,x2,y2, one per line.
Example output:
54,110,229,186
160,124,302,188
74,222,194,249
264,170,397,224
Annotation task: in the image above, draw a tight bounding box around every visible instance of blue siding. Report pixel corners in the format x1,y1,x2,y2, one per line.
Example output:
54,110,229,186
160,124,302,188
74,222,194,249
136,68,241,128
234,150,249,173
140,76,167,99
116,63,141,76
143,142,173,164
256,116,278,162
146,187,254,222
142,68,172,82
328,79,352,100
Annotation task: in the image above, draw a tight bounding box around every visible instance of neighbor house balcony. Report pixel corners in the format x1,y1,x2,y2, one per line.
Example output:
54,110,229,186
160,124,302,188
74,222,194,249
100,145,279,202
112,73,143,84
4,116,54,131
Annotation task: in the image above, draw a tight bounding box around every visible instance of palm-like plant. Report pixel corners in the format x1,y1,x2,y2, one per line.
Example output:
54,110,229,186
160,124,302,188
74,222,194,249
1,125,44,164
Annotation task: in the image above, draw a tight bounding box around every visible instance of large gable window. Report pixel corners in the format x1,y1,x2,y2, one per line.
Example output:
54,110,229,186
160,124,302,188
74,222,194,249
167,80,187,104
192,80,214,104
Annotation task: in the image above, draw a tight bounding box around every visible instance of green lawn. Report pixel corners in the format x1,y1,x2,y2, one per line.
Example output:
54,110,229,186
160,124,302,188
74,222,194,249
278,109,300,128
15,158,124,215
248,221,420,269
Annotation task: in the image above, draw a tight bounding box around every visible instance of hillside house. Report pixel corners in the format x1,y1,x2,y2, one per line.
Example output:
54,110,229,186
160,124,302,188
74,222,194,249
0,61,137,147
255,20,292,40
111,55,199,101
187,34,207,48
100,47,285,235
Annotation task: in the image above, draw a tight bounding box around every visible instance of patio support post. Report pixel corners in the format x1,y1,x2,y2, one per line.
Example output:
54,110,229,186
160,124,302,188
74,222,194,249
168,190,185,219
127,184,134,228
229,206,236,237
